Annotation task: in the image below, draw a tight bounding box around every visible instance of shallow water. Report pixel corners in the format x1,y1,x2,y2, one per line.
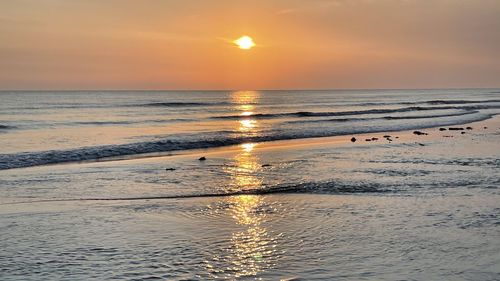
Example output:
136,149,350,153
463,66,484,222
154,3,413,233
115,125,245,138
1,90,500,280
2,192,499,280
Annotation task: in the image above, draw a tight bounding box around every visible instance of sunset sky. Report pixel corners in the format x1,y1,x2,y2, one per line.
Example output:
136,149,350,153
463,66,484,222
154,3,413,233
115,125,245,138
1,0,499,90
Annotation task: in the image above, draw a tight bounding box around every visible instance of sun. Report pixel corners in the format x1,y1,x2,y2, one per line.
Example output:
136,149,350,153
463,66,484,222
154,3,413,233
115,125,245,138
234,36,256,50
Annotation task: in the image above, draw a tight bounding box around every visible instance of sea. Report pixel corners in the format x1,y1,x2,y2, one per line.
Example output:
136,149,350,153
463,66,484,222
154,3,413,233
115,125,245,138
1,89,499,280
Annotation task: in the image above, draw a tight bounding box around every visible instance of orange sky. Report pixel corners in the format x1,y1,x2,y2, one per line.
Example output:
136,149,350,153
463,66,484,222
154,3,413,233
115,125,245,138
1,0,500,90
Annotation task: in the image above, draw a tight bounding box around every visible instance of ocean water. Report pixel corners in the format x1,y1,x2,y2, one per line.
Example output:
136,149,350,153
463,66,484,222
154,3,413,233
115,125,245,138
1,89,500,280
0,89,499,169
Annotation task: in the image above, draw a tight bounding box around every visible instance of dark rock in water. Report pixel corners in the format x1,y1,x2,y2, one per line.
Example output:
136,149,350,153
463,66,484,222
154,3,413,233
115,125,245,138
383,135,391,138
448,127,464,131
466,127,473,130
484,126,488,129
165,168,176,171
351,137,357,143
439,128,447,131
261,164,272,167
198,156,206,161
417,143,425,146
395,136,399,139
371,137,378,141
365,138,372,142
386,138,393,142
461,132,466,134
413,131,428,135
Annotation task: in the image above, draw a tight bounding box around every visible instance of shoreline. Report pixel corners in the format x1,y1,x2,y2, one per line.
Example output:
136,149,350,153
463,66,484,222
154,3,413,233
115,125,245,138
3,114,498,172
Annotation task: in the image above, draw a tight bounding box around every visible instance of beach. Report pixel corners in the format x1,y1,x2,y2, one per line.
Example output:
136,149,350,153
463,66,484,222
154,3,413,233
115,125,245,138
2,0,500,279
1,90,499,279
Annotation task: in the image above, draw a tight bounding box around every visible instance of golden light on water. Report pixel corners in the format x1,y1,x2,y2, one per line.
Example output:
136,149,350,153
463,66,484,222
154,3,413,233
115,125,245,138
239,104,254,111
204,146,281,278
226,143,274,276
241,143,256,153
230,195,261,225
232,91,261,188
239,119,256,132
204,90,280,278
231,91,260,134
228,195,276,277
231,143,262,190
231,90,260,106
233,36,256,50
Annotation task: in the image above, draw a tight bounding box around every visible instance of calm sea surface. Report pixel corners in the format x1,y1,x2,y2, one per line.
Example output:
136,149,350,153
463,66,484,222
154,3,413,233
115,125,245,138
1,89,499,280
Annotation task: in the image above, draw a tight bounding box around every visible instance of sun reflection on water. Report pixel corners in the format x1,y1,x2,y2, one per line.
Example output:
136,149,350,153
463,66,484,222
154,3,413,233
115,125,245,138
241,143,255,153
227,195,277,278
239,119,257,132
240,111,254,116
231,90,260,106
203,101,282,277
228,143,262,191
222,143,277,277
232,91,260,134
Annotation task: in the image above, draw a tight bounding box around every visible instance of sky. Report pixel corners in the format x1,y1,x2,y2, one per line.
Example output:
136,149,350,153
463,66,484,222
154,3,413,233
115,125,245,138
1,0,500,90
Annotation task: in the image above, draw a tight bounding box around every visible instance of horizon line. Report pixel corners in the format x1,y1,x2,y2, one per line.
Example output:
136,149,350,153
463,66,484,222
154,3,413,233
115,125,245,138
1,86,499,92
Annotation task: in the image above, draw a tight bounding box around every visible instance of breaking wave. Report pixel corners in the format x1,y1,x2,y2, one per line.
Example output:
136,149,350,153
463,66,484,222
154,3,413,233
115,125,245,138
0,110,495,170
212,104,500,120
139,102,232,107
287,110,478,124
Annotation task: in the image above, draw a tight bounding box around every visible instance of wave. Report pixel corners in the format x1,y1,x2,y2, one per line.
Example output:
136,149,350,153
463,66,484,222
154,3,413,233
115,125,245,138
4,180,384,205
0,124,15,130
212,104,500,120
382,111,477,120
4,99,499,111
355,99,500,107
423,99,500,105
74,120,141,126
3,104,113,110
286,110,478,124
1,119,195,130
73,118,193,126
141,98,500,109
0,111,495,170
139,101,232,107
3,101,235,111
